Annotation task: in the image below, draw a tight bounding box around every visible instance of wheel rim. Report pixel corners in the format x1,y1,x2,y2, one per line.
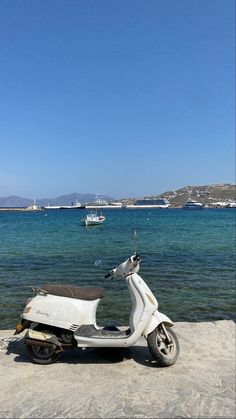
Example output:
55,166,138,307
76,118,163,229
31,345,55,359
156,329,176,358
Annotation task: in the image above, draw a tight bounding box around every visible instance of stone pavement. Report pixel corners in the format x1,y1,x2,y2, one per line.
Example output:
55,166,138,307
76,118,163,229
0,320,235,418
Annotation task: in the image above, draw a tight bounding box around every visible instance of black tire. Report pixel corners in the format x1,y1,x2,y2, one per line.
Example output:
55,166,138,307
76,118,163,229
147,324,180,367
26,342,61,364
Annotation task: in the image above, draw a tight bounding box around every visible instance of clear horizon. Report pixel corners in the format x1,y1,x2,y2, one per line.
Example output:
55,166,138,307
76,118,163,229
0,0,235,199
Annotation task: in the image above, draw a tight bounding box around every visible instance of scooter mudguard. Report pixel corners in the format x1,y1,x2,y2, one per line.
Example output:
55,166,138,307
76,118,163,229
143,310,173,338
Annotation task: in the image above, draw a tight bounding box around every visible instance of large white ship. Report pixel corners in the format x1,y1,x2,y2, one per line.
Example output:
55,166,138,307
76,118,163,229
127,198,170,209
182,199,203,210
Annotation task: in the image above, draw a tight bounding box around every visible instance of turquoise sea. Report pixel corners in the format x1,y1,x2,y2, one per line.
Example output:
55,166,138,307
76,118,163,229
0,208,235,329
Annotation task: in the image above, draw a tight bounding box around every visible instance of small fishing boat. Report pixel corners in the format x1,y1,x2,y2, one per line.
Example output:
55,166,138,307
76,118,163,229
81,212,105,226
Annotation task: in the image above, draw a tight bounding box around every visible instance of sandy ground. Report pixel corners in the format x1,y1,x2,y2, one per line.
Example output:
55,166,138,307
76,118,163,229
0,320,235,418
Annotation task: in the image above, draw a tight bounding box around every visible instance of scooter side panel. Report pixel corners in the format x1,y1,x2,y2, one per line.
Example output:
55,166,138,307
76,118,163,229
22,294,100,330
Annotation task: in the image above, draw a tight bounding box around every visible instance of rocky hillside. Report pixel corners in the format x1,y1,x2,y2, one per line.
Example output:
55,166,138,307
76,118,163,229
160,184,236,207
119,184,236,207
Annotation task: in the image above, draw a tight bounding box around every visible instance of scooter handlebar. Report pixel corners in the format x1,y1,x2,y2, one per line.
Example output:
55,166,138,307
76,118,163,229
131,254,140,262
104,255,140,279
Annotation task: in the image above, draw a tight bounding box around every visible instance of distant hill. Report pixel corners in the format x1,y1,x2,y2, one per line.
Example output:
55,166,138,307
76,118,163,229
0,195,32,207
0,184,235,207
0,193,114,208
152,184,236,207
119,183,236,207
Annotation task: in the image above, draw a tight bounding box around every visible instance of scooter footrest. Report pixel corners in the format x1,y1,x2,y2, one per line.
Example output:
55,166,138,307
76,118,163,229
75,324,131,338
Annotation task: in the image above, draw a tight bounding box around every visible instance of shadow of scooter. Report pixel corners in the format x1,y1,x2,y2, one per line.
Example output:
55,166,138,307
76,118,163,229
6,336,159,367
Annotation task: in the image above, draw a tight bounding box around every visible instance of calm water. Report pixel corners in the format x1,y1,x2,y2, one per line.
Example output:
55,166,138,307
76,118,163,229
0,208,235,329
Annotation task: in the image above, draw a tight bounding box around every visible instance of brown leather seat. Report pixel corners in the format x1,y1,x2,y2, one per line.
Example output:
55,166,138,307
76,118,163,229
42,284,104,301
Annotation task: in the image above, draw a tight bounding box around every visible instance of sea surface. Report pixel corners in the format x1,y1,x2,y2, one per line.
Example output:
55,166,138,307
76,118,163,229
0,208,235,329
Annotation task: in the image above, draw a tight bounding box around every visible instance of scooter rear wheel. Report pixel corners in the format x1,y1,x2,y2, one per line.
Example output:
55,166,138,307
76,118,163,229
147,324,180,367
26,329,61,365
26,342,61,365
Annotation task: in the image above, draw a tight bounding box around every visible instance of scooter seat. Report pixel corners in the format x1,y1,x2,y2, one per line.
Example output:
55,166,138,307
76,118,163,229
41,284,104,301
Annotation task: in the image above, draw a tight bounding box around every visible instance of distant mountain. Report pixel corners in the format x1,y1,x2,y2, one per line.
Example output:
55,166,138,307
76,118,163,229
0,193,114,208
37,193,114,207
0,195,32,207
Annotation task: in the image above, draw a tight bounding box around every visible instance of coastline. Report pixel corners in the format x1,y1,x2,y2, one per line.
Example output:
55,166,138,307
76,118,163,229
0,207,32,211
0,206,235,211
0,320,235,418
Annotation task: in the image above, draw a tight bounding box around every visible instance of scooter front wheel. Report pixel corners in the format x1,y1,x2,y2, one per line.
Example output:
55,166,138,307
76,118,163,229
147,324,180,367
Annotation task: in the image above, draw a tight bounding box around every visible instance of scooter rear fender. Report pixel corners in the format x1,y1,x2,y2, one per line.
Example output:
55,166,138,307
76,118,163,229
25,329,62,348
143,310,173,338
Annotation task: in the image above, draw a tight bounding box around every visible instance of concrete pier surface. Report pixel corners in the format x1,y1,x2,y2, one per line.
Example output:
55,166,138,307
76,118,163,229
0,320,235,418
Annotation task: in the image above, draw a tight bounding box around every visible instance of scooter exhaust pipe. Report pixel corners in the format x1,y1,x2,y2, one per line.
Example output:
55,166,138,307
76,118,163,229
25,338,57,349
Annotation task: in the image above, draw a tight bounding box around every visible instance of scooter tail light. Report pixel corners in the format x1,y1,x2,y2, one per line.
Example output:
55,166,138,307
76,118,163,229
23,306,31,314
14,319,30,335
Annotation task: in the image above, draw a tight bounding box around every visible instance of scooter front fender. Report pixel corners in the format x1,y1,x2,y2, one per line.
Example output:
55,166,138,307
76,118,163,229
143,310,173,338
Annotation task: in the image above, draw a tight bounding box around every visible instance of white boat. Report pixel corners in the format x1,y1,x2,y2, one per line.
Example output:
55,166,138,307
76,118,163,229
85,204,123,209
127,198,170,209
44,204,61,209
81,212,105,226
45,201,85,210
60,202,85,209
183,199,203,210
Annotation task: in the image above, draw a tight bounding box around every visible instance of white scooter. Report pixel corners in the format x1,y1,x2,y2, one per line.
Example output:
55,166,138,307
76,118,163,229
15,254,180,366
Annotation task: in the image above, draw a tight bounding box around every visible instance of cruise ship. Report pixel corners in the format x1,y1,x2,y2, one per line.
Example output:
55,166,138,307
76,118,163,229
127,198,170,209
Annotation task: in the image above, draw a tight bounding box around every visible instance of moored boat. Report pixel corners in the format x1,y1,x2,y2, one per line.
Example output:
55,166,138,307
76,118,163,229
183,199,203,210
81,212,105,226
60,202,85,209
127,198,170,209
44,204,61,209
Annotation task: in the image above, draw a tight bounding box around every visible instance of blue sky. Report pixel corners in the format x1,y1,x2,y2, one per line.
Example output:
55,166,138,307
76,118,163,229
0,0,235,199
